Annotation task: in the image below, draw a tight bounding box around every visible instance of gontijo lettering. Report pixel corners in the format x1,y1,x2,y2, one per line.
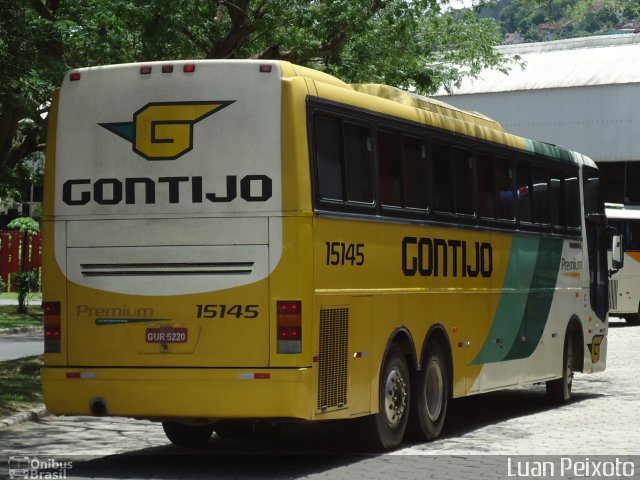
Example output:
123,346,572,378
62,175,273,205
402,236,493,278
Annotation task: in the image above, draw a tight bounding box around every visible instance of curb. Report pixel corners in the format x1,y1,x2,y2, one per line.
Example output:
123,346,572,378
0,407,48,430
0,326,43,336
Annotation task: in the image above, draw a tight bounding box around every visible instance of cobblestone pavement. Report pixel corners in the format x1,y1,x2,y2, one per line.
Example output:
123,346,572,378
0,319,638,479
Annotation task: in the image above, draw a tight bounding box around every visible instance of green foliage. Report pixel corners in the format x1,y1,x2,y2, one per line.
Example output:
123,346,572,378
13,270,40,314
484,0,640,42
0,0,512,192
0,355,43,418
0,304,42,330
7,216,40,234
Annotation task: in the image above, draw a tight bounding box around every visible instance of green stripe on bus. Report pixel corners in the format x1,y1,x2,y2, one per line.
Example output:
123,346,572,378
523,139,576,163
504,237,564,360
471,236,563,365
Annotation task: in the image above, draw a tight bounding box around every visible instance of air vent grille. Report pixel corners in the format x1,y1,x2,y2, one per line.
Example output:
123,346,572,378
317,307,349,412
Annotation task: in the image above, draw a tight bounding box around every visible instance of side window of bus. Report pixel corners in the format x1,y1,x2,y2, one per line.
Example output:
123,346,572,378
532,167,549,224
627,221,640,251
496,157,515,221
516,163,533,224
549,172,565,227
583,172,603,215
344,123,374,203
432,142,453,213
314,115,344,201
477,152,496,219
402,136,429,210
378,130,402,207
564,174,581,228
453,147,474,215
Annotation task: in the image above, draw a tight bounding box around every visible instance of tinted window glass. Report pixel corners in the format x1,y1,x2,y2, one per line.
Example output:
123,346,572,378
517,164,533,223
344,123,373,203
432,142,452,213
314,116,343,201
403,137,428,210
477,153,495,218
453,147,474,215
532,167,549,224
496,158,515,220
564,175,581,228
584,169,603,215
549,174,564,227
378,130,402,207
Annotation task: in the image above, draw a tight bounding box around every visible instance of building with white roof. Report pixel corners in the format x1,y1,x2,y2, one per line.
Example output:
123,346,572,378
432,34,640,205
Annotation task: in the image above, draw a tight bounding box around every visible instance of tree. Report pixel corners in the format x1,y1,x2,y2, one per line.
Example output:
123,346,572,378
1,0,512,191
7,216,40,313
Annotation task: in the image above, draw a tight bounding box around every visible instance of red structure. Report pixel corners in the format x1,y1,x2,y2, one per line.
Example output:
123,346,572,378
0,231,42,291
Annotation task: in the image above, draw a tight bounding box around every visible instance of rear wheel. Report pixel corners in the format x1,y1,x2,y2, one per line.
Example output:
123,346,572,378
162,421,214,446
624,305,640,325
546,329,575,403
366,345,410,450
407,342,449,441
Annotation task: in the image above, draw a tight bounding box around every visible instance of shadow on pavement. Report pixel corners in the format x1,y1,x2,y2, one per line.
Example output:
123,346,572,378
60,387,604,479
439,387,601,439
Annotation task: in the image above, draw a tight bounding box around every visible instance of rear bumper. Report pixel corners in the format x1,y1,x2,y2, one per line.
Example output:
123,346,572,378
41,367,313,421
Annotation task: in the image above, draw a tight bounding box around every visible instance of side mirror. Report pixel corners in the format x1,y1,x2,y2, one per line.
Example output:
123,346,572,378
611,234,624,274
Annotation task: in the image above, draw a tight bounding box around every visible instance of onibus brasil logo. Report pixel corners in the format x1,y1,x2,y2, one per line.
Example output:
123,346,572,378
99,101,234,160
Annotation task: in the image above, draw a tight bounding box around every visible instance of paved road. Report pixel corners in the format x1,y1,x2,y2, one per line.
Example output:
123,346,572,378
1,319,638,479
0,333,43,361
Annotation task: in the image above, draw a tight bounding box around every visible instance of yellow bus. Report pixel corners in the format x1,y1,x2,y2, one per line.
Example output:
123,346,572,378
41,60,618,450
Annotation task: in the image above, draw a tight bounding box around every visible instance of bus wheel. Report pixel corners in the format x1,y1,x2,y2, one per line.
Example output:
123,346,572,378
367,345,410,450
162,421,214,446
624,306,640,325
407,342,449,441
546,329,574,403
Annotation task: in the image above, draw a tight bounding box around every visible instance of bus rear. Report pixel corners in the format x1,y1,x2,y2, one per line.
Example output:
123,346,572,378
41,61,314,423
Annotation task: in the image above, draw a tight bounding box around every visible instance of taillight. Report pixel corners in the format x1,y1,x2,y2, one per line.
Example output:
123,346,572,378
277,300,301,354
69,72,81,81
161,64,173,73
44,301,61,353
183,64,196,73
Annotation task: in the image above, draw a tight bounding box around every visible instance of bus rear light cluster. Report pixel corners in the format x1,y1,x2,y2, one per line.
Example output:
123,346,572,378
277,300,301,354
139,64,196,75
44,301,61,353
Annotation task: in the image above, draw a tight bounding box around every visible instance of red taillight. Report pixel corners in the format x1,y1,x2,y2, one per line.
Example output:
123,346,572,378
162,64,173,73
277,300,301,354
69,72,81,81
140,65,152,74
259,64,272,73
183,64,196,73
44,301,61,353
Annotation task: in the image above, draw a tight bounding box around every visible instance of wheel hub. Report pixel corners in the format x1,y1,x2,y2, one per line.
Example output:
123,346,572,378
383,368,408,426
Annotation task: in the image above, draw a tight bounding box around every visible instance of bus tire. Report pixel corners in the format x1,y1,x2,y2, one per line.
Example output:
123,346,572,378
624,307,640,325
546,328,575,403
407,342,449,441
162,421,214,446
367,344,410,450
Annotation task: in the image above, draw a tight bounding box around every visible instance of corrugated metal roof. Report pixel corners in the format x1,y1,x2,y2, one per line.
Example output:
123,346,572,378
443,34,640,94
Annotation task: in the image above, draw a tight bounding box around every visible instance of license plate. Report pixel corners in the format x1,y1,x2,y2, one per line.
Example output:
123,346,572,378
145,327,187,344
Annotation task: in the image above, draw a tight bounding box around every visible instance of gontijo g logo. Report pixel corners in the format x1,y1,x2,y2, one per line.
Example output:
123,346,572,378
99,101,234,160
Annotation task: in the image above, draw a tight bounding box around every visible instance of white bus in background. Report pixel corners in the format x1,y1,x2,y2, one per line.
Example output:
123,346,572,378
607,203,640,324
